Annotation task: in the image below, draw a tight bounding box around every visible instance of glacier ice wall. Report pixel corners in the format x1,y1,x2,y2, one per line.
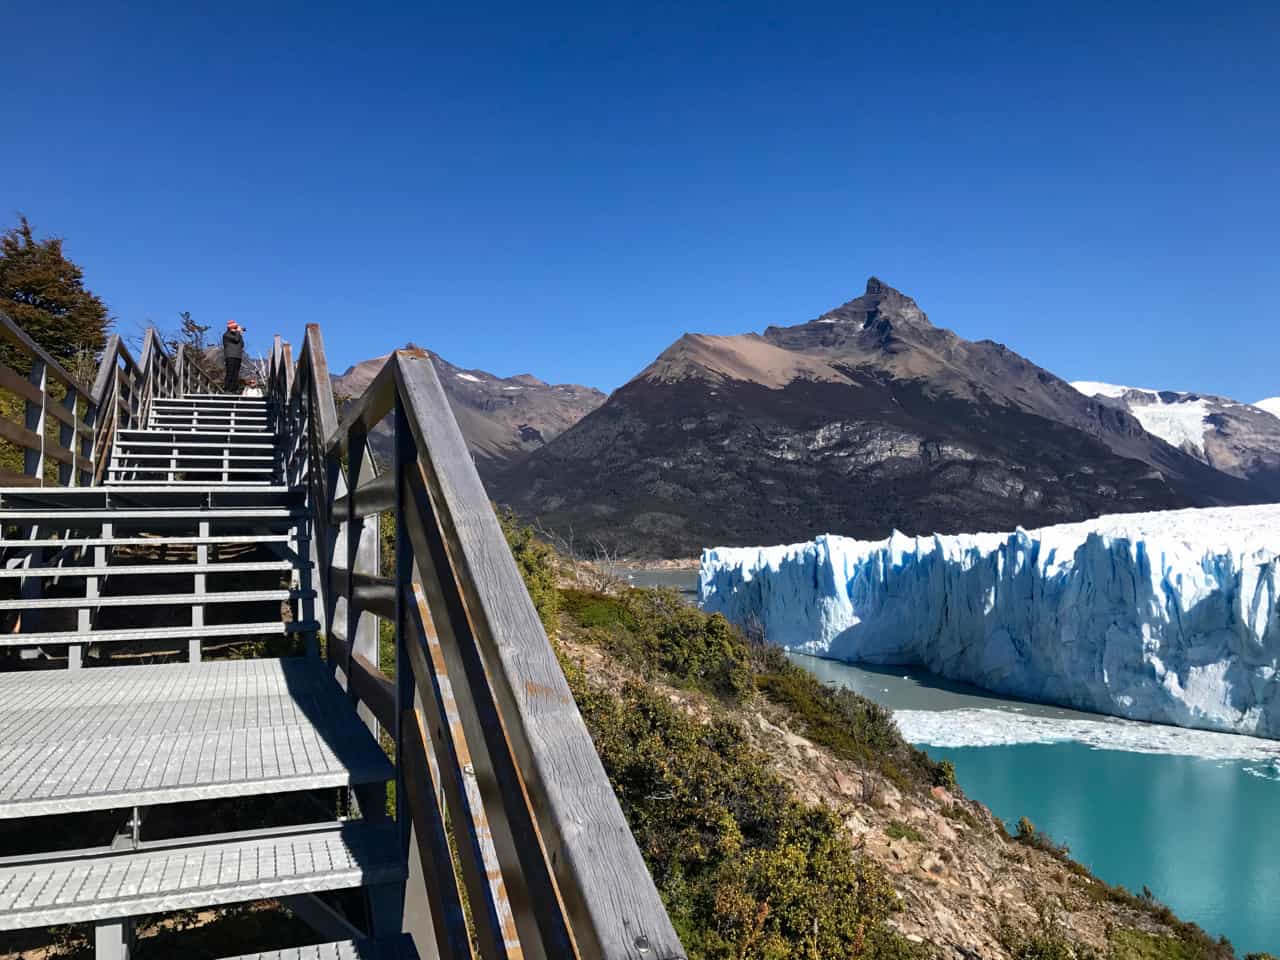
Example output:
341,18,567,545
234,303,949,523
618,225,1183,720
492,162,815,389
699,505,1280,737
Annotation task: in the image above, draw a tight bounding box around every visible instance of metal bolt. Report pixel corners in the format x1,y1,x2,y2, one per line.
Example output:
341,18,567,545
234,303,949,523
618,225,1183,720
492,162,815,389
634,935,651,954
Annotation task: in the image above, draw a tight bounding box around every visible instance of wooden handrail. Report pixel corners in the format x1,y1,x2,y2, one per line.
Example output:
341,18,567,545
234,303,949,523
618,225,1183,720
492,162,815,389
0,309,98,487
268,332,686,960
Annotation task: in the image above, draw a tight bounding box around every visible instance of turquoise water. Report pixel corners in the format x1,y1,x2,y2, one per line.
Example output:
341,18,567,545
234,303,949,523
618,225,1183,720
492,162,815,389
790,655,1280,956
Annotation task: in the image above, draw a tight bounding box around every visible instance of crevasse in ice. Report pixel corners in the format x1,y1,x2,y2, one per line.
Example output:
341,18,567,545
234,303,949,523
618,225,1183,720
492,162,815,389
699,505,1280,737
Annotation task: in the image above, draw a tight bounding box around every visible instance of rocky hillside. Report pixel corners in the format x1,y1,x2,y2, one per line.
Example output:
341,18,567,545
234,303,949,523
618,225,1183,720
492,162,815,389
1073,382,1280,497
332,350,604,475
534,543,1241,960
493,278,1261,557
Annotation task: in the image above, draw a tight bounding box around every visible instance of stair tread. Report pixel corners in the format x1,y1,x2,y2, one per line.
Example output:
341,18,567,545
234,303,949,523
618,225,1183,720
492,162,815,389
0,588,310,610
219,936,420,960
0,620,317,647
0,560,296,578
0,819,403,929
0,508,301,519
0,535,294,548
0,658,392,819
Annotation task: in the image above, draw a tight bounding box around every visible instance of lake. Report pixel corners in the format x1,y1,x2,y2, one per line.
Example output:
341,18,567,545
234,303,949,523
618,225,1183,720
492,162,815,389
613,568,1280,953
796,655,1280,956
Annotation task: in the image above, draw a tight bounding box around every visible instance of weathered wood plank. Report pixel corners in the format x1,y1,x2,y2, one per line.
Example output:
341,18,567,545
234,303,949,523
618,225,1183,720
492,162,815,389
403,582,523,960
0,361,43,404
0,417,41,451
0,469,41,487
330,567,397,621
332,470,396,521
0,311,90,395
326,628,397,733
400,706,478,960
395,350,686,960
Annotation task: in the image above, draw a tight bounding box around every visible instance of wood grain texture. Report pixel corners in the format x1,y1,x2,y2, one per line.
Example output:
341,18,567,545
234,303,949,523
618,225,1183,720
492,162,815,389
333,470,396,521
394,352,685,960
403,583,523,960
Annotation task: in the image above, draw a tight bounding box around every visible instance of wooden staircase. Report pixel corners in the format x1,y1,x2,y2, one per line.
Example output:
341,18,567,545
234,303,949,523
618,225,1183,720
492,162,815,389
0,315,686,960
0,392,414,959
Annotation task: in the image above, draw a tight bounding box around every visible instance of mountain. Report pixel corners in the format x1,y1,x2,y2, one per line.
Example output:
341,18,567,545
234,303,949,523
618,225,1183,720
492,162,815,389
1073,382,1280,495
1257,397,1280,419
491,277,1262,558
332,351,605,474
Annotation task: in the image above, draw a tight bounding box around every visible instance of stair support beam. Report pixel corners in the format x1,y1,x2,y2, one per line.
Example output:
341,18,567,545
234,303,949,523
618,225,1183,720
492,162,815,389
191,520,209,662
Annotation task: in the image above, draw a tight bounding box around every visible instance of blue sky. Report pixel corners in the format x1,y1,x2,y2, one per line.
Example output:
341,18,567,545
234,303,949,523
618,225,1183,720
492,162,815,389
3,2,1277,398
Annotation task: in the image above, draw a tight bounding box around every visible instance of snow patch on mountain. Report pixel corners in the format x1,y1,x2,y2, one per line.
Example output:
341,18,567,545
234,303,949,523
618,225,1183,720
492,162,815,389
699,504,1280,738
1258,398,1280,420
1072,381,1211,455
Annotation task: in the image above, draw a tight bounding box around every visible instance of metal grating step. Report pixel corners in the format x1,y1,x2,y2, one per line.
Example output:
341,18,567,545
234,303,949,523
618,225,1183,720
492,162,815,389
105,480,280,487
0,588,310,610
0,534,294,549
0,560,296,578
219,936,420,960
0,820,404,930
0,509,301,521
113,453,278,461
0,658,390,817
0,620,316,649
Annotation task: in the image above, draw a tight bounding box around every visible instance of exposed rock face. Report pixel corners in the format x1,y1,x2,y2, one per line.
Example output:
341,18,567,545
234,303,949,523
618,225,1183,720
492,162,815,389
1074,382,1280,497
332,351,605,475
493,278,1261,558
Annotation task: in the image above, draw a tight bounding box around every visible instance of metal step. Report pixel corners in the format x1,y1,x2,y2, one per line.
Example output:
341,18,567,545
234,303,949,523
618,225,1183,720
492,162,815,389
165,395,270,403
117,438,277,449
0,534,294,549
0,658,390,817
0,588,310,610
112,453,278,462
0,508,301,521
0,820,403,930
0,620,317,648
0,560,296,578
105,479,280,487
118,429,277,441
219,936,420,960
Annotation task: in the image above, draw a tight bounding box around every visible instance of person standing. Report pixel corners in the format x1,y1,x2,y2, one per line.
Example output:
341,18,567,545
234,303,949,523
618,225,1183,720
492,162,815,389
222,320,245,393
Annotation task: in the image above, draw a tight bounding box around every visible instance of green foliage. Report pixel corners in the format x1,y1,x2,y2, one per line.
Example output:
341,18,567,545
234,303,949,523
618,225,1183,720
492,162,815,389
563,587,752,700
1015,816,1072,860
0,215,110,362
571,674,927,960
498,509,559,632
934,759,957,790
885,820,925,843
561,584,951,789
751,643,950,791
1109,929,1232,960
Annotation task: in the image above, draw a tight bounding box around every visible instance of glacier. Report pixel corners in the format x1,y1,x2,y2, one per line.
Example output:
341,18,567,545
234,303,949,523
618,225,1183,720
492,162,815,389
699,504,1280,738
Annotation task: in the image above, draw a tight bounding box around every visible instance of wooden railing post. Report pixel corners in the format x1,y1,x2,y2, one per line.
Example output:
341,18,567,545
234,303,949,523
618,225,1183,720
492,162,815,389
264,334,686,960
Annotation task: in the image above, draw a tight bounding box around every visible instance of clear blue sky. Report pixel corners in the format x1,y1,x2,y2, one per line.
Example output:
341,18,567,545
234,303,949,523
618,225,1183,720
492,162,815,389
4,2,1277,398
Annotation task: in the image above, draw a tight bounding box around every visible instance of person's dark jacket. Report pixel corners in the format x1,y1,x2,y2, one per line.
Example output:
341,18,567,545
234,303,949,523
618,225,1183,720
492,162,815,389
222,328,244,360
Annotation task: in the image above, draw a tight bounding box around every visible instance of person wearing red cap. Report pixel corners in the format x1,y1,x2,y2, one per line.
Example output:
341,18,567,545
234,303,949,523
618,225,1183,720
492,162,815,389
222,320,245,393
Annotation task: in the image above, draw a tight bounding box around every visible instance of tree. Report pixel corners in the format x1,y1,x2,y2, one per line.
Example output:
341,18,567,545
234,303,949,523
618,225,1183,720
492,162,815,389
0,216,111,362
178,311,210,352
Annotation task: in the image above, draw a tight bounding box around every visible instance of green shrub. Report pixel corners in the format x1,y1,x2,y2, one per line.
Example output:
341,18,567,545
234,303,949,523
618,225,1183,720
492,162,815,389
1109,929,1233,960
498,510,559,632
571,674,927,960
885,821,925,843
563,587,752,701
